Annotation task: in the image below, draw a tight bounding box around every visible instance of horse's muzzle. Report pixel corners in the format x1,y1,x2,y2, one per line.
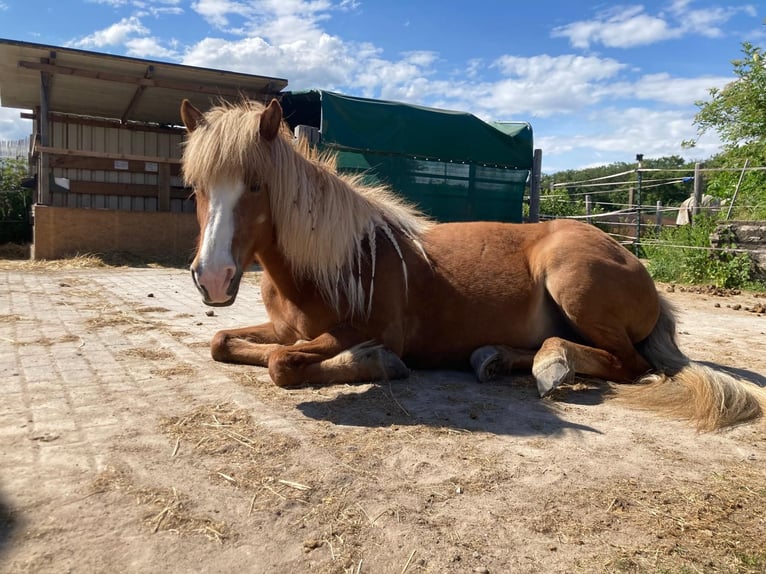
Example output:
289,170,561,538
191,266,243,307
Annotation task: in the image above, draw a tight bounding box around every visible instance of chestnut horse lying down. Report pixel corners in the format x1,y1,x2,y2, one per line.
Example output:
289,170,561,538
180,98,766,431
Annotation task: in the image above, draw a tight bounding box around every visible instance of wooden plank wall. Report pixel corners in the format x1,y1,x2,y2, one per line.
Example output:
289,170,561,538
47,118,194,212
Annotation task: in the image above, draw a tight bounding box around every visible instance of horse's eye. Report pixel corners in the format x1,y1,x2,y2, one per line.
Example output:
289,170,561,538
250,185,260,194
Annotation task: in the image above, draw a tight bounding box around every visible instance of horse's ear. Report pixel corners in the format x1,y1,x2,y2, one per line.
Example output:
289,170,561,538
259,99,283,141
180,99,204,132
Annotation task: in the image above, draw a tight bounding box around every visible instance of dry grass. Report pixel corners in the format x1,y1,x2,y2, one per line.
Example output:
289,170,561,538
531,465,766,574
85,309,164,332
11,333,83,347
0,253,111,271
90,465,233,543
187,340,212,349
150,363,197,378
0,243,30,260
0,251,189,271
135,306,172,314
160,403,300,464
0,313,36,324
121,347,175,361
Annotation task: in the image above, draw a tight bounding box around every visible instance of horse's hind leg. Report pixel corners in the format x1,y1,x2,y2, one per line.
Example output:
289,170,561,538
471,345,535,382
532,336,650,397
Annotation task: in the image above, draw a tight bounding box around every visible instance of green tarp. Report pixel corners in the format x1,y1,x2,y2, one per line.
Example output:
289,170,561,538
280,90,533,222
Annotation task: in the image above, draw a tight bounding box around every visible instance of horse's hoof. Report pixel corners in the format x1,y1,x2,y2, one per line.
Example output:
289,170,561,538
471,346,503,383
533,358,574,397
378,349,409,380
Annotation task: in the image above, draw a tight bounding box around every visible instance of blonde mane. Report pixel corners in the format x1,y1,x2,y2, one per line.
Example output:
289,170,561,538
182,100,433,317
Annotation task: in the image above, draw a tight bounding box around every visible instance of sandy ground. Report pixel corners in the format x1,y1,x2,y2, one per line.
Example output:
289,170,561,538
1,264,765,573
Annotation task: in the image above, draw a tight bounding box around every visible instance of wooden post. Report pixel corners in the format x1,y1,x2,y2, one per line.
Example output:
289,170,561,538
528,148,542,223
655,200,662,234
585,194,592,225
38,64,52,206
634,162,643,256
692,162,704,223
628,187,634,208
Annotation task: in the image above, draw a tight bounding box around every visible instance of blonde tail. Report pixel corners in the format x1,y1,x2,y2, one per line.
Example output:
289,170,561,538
619,296,766,431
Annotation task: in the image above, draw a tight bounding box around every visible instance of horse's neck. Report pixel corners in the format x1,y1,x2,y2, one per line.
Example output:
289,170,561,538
254,239,303,300
270,152,372,274
264,147,427,317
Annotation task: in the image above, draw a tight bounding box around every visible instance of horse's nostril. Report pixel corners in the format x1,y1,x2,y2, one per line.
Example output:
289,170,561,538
190,266,200,287
190,266,210,300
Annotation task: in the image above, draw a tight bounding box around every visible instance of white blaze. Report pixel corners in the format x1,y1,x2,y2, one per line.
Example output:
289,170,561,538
196,179,245,301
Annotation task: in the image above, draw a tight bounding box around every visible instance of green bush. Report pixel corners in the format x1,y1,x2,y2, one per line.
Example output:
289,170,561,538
644,216,763,289
0,158,32,243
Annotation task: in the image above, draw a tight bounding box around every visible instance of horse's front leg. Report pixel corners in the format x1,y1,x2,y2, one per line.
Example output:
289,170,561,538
268,327,409,387
210,322,293,366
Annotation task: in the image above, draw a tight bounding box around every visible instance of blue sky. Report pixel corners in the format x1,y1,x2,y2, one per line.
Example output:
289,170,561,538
0,0,764,172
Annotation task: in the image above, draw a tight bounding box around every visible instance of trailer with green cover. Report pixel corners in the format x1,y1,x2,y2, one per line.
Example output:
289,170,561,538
280,90,533,223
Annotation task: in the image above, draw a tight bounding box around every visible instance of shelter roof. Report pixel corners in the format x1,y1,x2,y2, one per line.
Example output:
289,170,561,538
0,38,288,126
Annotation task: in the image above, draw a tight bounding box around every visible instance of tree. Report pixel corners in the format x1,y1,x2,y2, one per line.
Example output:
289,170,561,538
688,42,766,149
0,157,32,243
684,40,766,218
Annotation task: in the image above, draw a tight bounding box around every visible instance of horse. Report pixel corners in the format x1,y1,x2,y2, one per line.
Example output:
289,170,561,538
675,194,721,225
179,97,766,431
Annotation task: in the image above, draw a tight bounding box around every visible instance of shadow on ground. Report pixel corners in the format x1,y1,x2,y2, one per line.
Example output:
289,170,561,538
698,361,766,387
0,489,18,561
297,370,605,437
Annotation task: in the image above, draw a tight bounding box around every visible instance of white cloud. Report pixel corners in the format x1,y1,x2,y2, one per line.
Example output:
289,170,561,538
137,2,184,18
553,7,677,49
191,0,253,29
552,2,757,49
668,0,757,37
538,106,722,172
125,36,179,59
87,0,129,5
493,53,624,81
471,54,626,117
0,108,32,142
182,34,364,89
605,72,733,106
71,16,149,49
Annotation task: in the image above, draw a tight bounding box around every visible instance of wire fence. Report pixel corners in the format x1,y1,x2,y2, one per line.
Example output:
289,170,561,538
0,137,31,160
534,162,766,258
540,210,766,259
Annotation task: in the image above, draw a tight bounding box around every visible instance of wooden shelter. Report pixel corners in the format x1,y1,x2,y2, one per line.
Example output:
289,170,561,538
0,38,287,260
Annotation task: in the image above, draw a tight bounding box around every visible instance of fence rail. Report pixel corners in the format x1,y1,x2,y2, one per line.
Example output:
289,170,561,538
537,194,766,261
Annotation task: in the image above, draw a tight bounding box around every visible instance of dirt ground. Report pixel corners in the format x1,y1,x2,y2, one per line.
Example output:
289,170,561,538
1,260,765,574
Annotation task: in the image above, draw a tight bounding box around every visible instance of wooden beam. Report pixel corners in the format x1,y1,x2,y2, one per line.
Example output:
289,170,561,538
49,154,182,176
69,180,191,199
36,145,181,165
49,112,183,134
121,65,153,124
18,60,279,98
